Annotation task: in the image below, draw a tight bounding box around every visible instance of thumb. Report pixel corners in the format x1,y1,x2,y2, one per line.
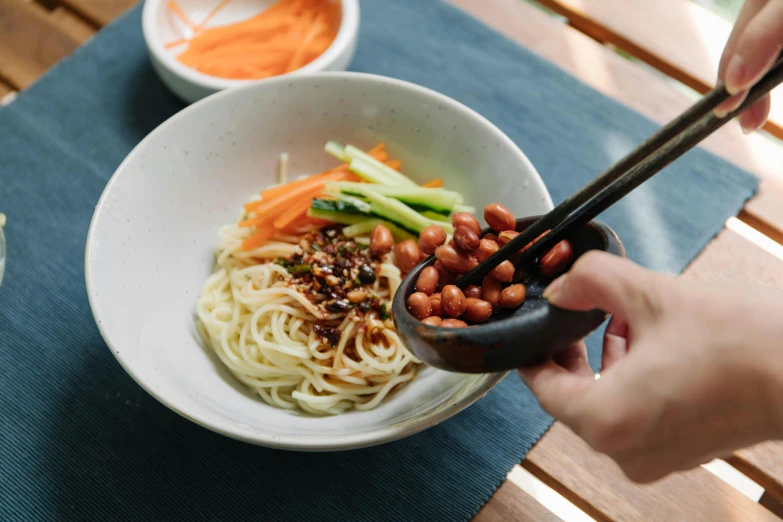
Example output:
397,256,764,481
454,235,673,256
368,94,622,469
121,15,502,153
542,251,667,320
724,0,783,95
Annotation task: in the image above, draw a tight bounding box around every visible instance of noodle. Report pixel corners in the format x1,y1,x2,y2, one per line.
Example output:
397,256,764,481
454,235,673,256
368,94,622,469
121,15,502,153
197,219,420,415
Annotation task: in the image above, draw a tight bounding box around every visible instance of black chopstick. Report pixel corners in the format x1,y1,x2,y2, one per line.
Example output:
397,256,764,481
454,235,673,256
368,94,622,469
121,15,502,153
456,55,783,289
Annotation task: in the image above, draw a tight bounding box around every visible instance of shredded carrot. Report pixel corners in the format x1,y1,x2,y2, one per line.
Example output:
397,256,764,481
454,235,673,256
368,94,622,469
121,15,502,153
166,0,340,80
255,168,353,208
367,143,386,156
421,178,444,188
238,214,275,229
384,159,402,170
168,0,196,30
273,197,319,229
193,0,232,31
238,142,401,249
240,227,278,251
244,184,326,223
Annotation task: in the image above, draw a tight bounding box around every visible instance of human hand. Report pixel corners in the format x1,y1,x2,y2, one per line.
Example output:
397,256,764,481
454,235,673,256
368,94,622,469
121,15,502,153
519,251,783,483
714,0,783,133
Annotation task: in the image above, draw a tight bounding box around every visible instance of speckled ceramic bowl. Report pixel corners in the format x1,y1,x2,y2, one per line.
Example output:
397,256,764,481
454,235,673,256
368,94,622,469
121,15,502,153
85,72,553,450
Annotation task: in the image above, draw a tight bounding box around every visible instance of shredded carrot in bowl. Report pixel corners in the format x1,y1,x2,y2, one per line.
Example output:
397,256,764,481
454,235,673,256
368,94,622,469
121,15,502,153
166,0,341,80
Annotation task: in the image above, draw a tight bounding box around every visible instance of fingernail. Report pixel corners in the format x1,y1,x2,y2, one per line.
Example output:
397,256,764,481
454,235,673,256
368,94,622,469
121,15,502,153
726,46,782,96
742,120,763,134
724,54,747,95
714,91,747,118
543,275,566,301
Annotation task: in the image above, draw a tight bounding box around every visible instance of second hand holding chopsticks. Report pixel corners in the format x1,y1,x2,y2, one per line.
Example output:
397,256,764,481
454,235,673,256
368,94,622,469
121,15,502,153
456,54,783,289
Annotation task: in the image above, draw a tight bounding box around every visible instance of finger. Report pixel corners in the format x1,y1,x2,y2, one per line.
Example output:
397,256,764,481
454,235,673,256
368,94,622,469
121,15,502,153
602,315,629,371
714,91,748,118
718,0,768,80
554,341,593,377
725,0,783,94
738,94,771,133
543,251,666,321
518,360,593,420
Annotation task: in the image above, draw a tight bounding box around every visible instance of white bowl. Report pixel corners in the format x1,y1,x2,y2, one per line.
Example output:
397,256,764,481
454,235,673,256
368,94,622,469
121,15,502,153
85,72,553,451
142,0,360,103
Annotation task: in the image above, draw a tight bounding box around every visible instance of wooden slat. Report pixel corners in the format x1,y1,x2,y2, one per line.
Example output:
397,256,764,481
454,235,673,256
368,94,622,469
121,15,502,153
760,492,783,518
50,6,97,44
532,0,783,140
450,0,783,257
473,480,564,521
0,77,12,98
0,0,82,88
729,444,783,501
57,0,135,27
451,1,783,517
523,423,779,522
517,225,783,520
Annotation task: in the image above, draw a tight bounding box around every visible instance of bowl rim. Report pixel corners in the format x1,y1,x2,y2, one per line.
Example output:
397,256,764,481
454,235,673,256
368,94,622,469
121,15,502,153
85,71,551,450
141,0,361,91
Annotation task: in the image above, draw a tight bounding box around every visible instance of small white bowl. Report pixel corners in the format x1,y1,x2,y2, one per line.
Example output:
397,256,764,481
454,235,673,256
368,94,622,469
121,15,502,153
85,72,553,450
142,0,360,103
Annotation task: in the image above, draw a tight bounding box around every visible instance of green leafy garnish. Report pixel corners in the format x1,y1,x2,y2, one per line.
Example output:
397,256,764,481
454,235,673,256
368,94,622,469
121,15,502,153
287,263,312,275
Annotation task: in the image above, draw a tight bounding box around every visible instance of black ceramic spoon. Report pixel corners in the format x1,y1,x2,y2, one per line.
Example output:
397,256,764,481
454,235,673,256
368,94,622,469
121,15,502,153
391,55,783,374
393,217,624,373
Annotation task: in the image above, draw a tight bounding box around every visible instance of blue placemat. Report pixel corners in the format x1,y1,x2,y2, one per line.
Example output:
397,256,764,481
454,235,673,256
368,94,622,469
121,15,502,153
0,1,757,520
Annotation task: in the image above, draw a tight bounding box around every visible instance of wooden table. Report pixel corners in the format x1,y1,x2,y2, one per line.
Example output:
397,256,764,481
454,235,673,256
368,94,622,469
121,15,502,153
4,0,783,519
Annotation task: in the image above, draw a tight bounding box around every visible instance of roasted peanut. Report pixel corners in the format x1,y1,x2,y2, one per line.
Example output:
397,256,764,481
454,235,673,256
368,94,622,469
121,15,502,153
499,284,527,308
484,203,516,232
434,244,479,273
522,231,549,252
453,224,480,253
407,292,432,320
369,224,393,257
440,319,468,328
452,212,481,236
415,266,439,295
429,293,443,316
346,288,368,303
421,316,443,326
497,230,519,246
432,261,454,290
540,239,574,277
418,225,447,255
483,233,498,243
464,298,493,323
394,239,422,273
490,260,515,283
464,285,482,299
475,238,499,263
481,276,502,310
441,285,466,318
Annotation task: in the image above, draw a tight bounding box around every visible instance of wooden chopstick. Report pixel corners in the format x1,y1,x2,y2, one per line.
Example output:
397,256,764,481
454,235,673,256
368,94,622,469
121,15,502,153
456,55,783,289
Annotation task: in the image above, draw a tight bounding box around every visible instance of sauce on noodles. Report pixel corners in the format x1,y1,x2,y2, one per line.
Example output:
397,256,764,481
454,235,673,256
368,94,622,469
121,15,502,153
197,221,418,415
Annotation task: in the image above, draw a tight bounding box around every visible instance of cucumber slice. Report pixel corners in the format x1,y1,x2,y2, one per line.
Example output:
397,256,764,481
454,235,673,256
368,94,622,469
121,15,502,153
324,141,351,163
342,219,415,242
348,157,398,185
422,210,451,222
344,145,418,187
329,181,461,215
306,207,368,225
310,198,365,214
